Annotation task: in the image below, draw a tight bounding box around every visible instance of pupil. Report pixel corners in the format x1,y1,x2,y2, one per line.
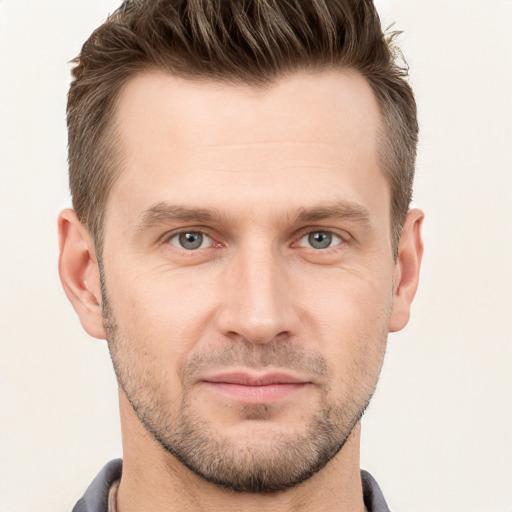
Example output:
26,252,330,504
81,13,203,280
179,232,203,250
309,232,331,249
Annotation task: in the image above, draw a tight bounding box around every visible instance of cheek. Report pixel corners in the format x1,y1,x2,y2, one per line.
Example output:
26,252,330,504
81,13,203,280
300,264,393,330
298,269,391,376
106,265,220,360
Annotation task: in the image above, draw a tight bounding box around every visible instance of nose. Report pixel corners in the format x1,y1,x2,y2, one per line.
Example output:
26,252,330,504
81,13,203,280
215,244,298,345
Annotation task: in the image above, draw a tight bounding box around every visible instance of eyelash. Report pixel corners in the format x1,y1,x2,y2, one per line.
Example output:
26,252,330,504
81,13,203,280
164,228,347,253
296,230,344,250
165,230,218,252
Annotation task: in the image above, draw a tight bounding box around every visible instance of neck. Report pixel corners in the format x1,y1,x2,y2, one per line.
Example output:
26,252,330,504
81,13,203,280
116,393,367,512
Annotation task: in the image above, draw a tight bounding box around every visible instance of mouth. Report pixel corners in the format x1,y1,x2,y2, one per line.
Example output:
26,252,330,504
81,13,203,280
201,371,311,403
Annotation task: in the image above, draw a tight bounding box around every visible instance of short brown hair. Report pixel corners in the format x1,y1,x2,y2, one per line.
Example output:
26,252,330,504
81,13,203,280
67,0,418,254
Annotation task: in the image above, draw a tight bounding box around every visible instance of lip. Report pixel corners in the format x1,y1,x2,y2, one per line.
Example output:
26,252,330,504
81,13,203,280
201,371,311,403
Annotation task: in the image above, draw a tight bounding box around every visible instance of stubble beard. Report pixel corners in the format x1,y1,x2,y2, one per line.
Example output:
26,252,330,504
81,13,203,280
100,275,382,494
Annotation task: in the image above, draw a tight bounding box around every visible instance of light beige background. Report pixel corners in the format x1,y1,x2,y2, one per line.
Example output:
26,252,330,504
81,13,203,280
0,1,511,511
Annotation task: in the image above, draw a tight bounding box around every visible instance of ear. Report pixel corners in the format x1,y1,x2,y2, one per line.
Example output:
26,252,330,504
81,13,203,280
58,209,106,339
389,208,424,333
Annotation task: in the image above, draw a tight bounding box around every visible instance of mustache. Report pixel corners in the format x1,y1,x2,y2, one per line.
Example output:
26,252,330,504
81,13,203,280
180,339,329,383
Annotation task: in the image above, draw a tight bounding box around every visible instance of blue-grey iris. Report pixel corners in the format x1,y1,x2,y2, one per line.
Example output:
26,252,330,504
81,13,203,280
308,232,332,249
179,232,203,250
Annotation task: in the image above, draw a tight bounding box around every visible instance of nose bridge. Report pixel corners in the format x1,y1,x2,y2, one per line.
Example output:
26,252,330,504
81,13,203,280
217,239,295,344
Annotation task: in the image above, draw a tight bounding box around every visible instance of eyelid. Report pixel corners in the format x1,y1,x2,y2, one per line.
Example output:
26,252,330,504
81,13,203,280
169,231,212,249
161,227,219,249
298,230,343,249
293,226,349,244
159,226,349,252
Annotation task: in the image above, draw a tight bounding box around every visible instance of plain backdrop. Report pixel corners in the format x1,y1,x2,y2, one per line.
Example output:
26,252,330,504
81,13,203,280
0,1,511,511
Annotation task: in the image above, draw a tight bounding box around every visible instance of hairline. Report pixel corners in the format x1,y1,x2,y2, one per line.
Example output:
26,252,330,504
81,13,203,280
91,65,404,258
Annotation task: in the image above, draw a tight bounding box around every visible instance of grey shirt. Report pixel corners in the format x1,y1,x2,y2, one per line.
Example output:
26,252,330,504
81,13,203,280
72,459,390,512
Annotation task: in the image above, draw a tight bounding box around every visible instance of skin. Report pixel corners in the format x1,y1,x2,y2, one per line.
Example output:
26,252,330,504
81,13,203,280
59,69,423,512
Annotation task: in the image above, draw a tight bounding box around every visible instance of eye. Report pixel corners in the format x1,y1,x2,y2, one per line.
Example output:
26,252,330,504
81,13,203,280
299,231,343,250
168,231,212,250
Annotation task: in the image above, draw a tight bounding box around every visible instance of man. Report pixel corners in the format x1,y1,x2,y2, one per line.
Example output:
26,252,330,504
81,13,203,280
58,0,423,510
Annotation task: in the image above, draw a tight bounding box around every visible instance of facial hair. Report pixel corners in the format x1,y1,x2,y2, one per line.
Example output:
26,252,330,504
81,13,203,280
99,264,383,494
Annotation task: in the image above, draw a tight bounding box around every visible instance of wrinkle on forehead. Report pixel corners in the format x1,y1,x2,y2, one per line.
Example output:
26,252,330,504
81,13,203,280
196,141,334,150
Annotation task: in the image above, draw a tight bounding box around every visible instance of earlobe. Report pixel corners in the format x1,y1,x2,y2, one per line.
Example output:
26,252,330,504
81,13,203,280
58,209,106,339
389,208,424,333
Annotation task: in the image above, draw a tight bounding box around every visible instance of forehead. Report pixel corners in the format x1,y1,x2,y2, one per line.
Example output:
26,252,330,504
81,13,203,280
115,68,382,152
107,68,387,228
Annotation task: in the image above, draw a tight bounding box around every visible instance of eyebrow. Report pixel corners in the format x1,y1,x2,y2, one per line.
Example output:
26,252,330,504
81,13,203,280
136,203,230,231
294,202,371,225
136,200,372,231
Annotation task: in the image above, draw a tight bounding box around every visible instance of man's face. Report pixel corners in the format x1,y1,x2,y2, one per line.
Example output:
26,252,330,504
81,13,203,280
100,69,400,492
